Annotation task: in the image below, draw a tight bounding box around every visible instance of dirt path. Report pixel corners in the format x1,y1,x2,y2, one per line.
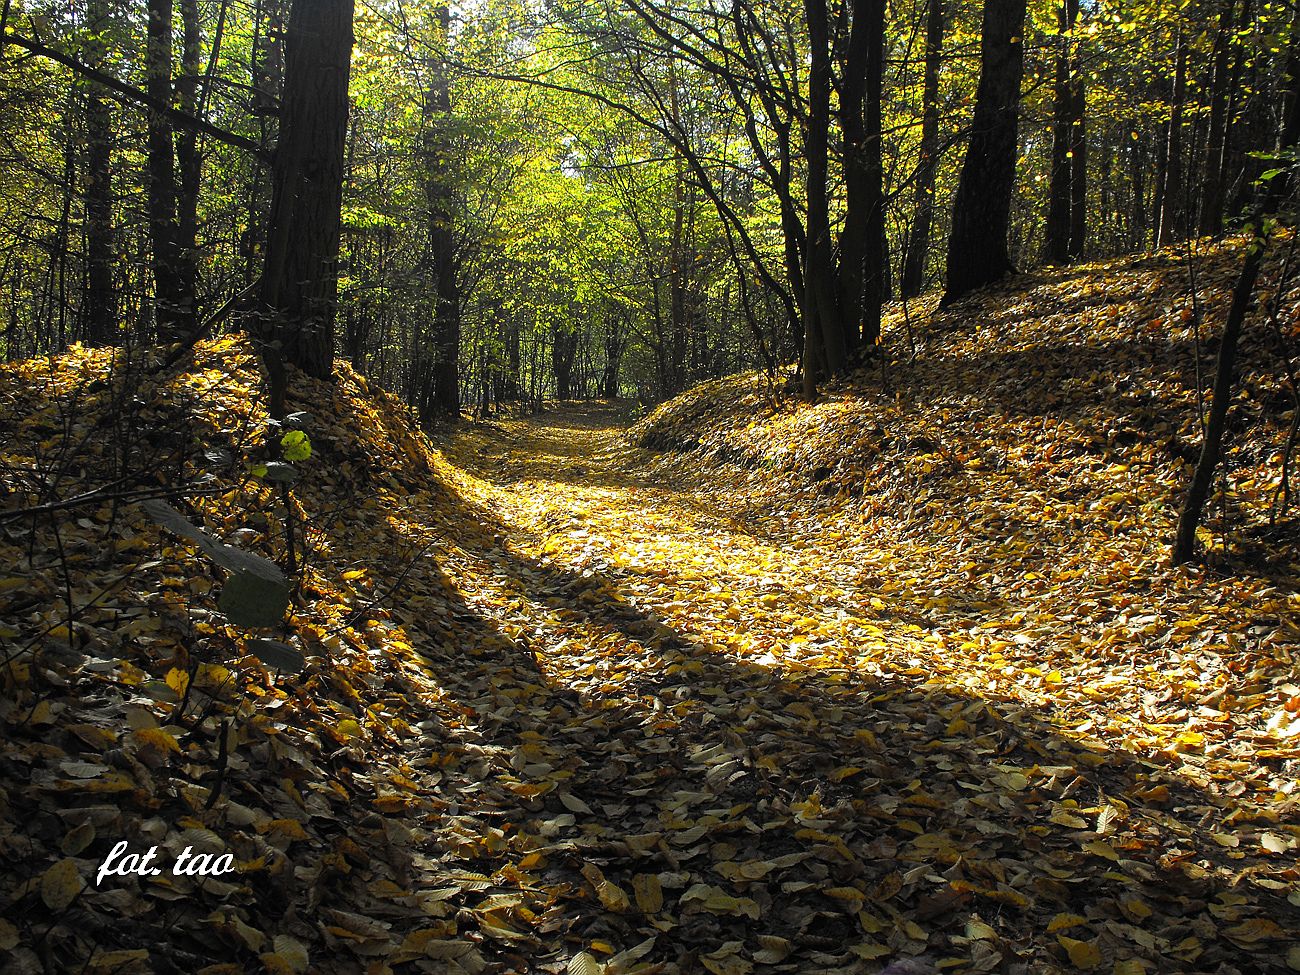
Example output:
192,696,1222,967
401,404,1299,974
439,403,929,679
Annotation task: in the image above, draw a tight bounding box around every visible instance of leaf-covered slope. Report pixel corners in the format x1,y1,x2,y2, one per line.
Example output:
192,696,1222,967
629,243,1300,781
0,338,543,973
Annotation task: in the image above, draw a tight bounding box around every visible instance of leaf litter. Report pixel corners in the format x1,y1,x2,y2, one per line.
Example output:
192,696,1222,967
0,240,1298,974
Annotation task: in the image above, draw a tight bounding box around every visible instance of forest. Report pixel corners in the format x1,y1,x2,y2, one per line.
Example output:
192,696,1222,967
1,0,1300,972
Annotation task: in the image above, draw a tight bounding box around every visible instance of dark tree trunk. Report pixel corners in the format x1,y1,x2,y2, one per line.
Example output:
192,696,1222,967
553,329,578,400
1044,0,1077,263
802,0,848,396
82,0,116,346
602,313,623,398
423,5,460,419
1172,6,1300,564
1130,130,1147,250
146,0,188,340
941,0,1027,306
901,0,943,299
1198,0,1236,236
258,0,355,407
244,0,286,285
1156,31,1187,248
1068,52,1087,259
175,0,201,319
838,0,886,346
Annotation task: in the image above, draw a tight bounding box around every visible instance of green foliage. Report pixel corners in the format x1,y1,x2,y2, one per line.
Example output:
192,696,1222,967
280,430,311,462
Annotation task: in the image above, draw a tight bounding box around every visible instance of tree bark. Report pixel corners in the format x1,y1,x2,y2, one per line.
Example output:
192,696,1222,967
258,0,356,405
1067,55,1087,259
802,0,847,396
941,0,1027,306
423,4,460,419
901,0,943,298
146,0,189,341
1043,0,1077,263
82,0,116,346
1156,31,1187,248
1171,6,1300,564
1198,0,1236,236
837,0,886,347
175,0,201,320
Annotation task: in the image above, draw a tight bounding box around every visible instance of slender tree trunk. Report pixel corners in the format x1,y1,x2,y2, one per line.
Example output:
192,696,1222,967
82,0,115,346
146,0,187,340
901,0,943,298
258,0,356,407
423,4,460,418
838,0,886,347
1067,25,1087,258
1199,0,1236,236
1172,7,1300,563
802,0,847,396
175,0,201,320
1157,31,1187,248
941,0,1027,306
1044,0,1077,263
1129,130,1147,250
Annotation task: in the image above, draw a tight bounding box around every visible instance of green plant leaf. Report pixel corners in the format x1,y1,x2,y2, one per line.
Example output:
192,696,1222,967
281,431,311,462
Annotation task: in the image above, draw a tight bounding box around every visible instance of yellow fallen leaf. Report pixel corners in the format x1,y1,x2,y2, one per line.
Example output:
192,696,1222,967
1118,898,1151,921
1223,918,1285,943
752,936,791,964
1082,839,1119,861
1051,808,1089,829
131,726,181,755
1261,832,1291,853
568,951,602,975
41,859,84,911
633,873,662,914
86,949,150,972
580,863,630,913
1058,935,1102,969
261,819,308,841
1047,913,1087,933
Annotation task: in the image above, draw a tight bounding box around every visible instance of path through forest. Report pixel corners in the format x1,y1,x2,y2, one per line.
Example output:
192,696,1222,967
401,403,1299,973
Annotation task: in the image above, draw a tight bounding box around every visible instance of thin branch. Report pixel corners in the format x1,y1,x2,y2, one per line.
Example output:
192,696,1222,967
7,30,270,163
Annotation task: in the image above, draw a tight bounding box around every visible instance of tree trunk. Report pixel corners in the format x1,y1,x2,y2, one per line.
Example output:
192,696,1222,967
1068,47,1087,259
1044,0,1077,263
82,0,116,346
175,0,201,320
1156,31,1187,248
1198,0,1236,236
901,0,943,299
1130,130,1147,250
553,329,577,400
258,0,355,407
802,0,847,396
423,4,460,419
838,0,886,347
602,312,623,398
1171,6,1300,564
941,0,1027,306
146,0,188,341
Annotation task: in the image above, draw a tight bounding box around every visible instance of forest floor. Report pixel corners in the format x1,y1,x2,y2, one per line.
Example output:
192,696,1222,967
2,240,1300,975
